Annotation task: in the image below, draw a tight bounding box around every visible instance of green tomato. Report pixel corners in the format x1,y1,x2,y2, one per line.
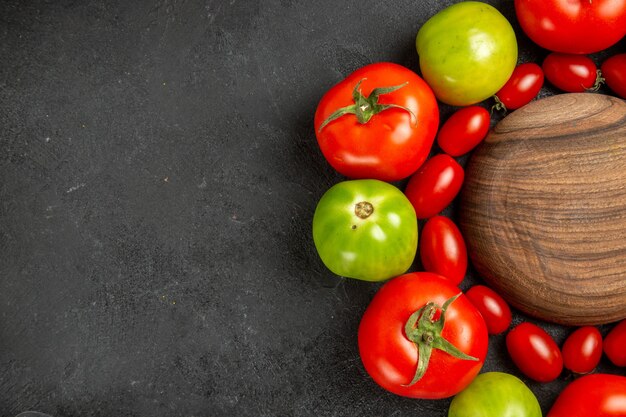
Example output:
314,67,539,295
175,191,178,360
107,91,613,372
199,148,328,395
416,1,518,106
448,372,542,417
312,179,417,282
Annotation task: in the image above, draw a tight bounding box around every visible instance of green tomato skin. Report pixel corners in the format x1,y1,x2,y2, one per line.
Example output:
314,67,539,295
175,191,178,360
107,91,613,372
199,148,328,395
448,372,542,417
312,179,417,282
416,1,518,106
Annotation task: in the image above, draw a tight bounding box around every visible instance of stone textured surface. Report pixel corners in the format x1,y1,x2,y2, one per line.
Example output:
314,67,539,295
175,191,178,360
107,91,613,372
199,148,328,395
0,1,624,416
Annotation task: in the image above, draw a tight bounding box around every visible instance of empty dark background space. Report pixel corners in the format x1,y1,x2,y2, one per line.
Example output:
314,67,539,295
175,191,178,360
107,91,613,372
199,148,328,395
0,0,624,416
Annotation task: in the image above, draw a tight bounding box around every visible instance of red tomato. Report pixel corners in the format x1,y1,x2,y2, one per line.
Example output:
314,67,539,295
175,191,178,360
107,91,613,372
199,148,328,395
404,154,464,219
601,54,626,100
604,319,626,367
506,322,563,382
548,374,626,417
314,62,439,181
437,106,490,157
514,0,626,54
419,216,467,285
465,285,512,335
494,63,544,111
561,326,602,374
358,272,488,399
543,53,601,93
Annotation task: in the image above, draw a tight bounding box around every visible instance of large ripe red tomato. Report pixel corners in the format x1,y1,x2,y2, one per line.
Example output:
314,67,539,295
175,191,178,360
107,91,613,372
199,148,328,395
548,374,626,417
419,216,468,286
603,319,626,367
602,54,626,100
404,154,464,219
542,53,600,93
465,285,512,335
514,0,626,54
561,326,603,374
494,63,544,111
506,322,563,382
314,62,439,181
437,106,490,157
358,272,488,399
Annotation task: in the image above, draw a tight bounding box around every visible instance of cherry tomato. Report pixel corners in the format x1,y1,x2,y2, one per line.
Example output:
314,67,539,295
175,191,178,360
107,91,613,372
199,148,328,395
601,54,626,100
419,216,467,286
603,319,626,367
404,154,464,219
548,374,626,417
314,62,439,181
358,272,488,399
437,106,490,157
493,63,544,112
506,322,563,382
515,0,626,54
542,53,601,93
561,326,602,374
465,285,512,335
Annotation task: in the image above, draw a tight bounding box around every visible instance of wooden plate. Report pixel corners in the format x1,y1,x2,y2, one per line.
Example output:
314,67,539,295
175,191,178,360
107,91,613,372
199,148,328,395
459,93,626,326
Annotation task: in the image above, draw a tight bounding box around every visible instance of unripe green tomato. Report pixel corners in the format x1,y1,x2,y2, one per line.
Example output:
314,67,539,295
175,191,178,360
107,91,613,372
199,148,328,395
448,372,541,417
312,179,417,282
416,1,518,106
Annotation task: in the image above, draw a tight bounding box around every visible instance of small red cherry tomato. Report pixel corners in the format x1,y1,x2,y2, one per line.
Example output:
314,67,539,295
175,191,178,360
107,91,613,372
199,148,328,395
542,53,600,93
604,319,626,367
420,216,467,285
506,322,563,382
494,63,544,111
465,285,512,335
601,53,626,100
561,326,603,374
437,106,490,157
404,154,464,219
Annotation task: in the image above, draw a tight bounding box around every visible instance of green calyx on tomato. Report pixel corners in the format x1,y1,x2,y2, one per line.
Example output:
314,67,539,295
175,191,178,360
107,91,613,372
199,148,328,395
318,79,416,131
404,293,478,386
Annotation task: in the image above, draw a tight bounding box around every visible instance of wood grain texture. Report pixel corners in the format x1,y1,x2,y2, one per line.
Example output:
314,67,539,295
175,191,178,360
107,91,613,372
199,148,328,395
459,93,626,325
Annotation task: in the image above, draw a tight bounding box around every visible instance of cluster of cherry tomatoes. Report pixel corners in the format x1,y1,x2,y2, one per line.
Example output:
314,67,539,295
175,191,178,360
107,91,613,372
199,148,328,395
310,0,626,415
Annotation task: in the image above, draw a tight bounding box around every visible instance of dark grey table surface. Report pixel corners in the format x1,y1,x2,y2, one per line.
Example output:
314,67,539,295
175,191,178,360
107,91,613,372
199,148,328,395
1,1,624,416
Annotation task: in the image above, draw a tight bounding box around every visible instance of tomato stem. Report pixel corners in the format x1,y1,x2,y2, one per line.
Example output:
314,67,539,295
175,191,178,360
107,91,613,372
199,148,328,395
354,201,374,219
403,293,478,387
586,69,605,92
318,79,417,132
491,95,507,115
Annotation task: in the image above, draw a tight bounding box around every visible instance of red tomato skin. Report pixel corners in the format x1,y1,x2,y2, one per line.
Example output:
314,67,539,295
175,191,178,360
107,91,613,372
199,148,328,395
465,285,512,335
404,154,464,219
561,326,603,374
602,54,626,100
514,0,626,54
547,374,626,417
604,319,626,367
314,62,439,181
358,272,488,399
495,63,544,110
437,106,490,157
542,53,598,93
506,322,563,382
420,216,467,285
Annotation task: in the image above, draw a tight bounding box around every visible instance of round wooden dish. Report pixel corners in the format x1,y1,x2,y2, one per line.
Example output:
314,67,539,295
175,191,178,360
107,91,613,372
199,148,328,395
459,93,626,326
